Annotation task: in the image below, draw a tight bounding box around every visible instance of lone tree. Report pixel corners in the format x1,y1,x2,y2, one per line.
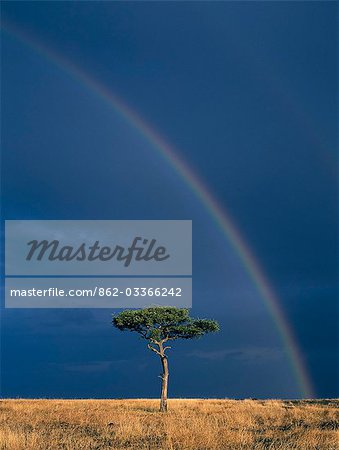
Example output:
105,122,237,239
112,306,219,412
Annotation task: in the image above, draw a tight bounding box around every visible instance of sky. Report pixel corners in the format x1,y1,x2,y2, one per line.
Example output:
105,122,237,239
1,1,337,399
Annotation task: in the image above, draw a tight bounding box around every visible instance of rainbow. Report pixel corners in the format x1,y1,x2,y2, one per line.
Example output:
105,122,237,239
1,22,314,398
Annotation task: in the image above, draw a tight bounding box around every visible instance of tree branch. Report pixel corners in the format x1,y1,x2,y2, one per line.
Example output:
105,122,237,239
147,343,162,356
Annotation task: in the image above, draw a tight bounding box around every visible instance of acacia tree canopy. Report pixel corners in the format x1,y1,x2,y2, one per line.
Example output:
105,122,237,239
112,307,220,341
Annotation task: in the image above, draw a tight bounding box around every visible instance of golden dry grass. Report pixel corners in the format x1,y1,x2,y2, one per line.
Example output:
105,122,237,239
0,399,338,449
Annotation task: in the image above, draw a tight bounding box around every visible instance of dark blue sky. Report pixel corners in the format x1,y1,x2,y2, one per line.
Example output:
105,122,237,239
1,2,337,399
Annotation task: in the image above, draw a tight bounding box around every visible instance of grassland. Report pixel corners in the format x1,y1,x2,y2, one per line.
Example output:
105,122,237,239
0,399,338,449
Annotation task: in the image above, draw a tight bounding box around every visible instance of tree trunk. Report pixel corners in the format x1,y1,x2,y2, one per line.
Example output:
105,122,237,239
159,355,169,412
